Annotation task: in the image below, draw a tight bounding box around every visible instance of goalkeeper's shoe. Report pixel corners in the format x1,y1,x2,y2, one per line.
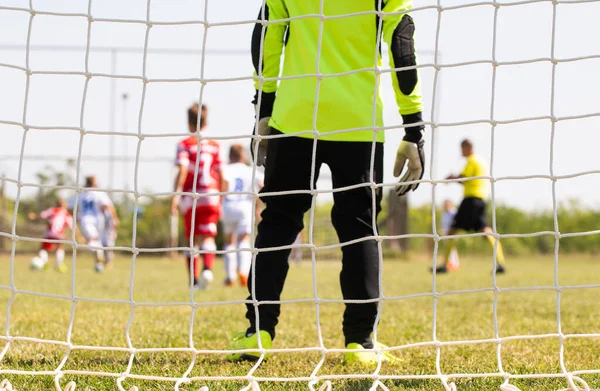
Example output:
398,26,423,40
494,264,506,274
343,342,398,365
226,330,272,362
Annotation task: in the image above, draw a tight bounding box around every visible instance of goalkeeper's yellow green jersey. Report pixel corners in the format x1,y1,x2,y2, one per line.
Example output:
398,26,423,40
254,0,423,142
460,154,488,199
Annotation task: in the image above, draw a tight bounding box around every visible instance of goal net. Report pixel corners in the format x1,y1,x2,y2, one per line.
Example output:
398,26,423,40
1,0,600,390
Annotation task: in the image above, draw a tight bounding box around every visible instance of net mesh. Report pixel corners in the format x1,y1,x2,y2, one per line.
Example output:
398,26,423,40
1,0,600,390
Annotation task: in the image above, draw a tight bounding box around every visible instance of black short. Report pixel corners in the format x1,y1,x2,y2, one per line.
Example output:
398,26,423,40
452,197,488,232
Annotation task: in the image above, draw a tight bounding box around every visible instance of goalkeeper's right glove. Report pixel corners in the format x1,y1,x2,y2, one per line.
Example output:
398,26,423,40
250,90,276,167
394,113,426,196
252,117,271,167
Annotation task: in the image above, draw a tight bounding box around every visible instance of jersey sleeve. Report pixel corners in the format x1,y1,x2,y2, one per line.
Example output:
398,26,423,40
175,143,189,167
382,0,424,140
252,0,289,93
221,165,231,183
39,208,53,219
66,214,74,230
251,0,289,119
98,193,113,208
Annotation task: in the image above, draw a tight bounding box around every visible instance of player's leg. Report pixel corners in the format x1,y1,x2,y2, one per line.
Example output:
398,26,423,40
326,141,384,355
236,203,254,287
433,200,470,273
79,219,104,272
482,226,506,273
236,232,252,287
436,226,461,273
102,228,116,268
222,204,238,286
37,241,51,268
196,204,220,289
55,243,67,273
182,199,200,287
223,231,238,287
479,199,505,272
292,235,302,265
228,131,319,361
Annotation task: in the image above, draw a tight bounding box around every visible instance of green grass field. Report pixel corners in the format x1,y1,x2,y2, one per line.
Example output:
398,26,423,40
1,253,600,391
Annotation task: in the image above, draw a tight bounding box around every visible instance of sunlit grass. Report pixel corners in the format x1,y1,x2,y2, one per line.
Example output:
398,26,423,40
1,253,599,390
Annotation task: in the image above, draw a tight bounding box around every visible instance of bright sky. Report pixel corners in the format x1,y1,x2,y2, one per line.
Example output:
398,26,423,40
0,0,599,211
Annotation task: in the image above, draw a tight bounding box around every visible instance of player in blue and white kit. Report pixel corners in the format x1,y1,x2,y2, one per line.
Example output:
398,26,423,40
221,145,263,287
69,176,119,272
102,206,118,267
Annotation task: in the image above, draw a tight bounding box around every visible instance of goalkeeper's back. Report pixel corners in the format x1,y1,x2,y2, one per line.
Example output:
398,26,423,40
252,0,423,143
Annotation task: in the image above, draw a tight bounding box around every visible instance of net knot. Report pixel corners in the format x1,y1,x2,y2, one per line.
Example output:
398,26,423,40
240,380,261,391
308,380,332,391
370,380,390,391
0,379,14,391
440,376,457,391
562,374,591,391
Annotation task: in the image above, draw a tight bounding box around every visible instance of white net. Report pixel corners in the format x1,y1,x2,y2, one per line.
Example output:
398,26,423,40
1,0,600,390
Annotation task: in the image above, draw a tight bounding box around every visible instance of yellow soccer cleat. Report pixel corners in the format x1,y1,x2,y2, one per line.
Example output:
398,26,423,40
343,342,399,365
226,330,272,362
56,263,68,273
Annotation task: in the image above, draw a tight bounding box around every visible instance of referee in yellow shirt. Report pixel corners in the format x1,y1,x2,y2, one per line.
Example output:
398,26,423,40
433,139,506,274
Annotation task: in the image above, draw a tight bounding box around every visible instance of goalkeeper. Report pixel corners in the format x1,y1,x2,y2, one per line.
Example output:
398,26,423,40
228,0,425,365
432,139,506,274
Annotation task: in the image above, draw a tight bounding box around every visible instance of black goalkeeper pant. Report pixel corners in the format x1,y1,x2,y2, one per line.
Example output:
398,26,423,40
245,130,383,347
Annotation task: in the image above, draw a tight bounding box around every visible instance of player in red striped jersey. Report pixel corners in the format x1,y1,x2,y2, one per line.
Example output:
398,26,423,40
28,198,73,272
171,103,222,290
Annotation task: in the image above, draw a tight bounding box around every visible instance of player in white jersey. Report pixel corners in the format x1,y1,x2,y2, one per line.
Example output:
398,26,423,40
68,176,119,272
221,144,263,287
441,199,459,271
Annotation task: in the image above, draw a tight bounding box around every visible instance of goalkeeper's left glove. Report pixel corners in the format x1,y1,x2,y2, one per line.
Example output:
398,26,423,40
250,90,276,167
394,113,426,196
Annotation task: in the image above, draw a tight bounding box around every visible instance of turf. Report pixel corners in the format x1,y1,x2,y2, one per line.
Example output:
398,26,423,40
1,253,600,390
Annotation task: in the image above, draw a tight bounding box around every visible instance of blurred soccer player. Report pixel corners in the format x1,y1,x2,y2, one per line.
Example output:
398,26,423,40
101,205,118,268
291,231,303,265
228,0,426,365
68,176,119,272
221,144,263,287
28,198,73,272
440,199,459,271
432,139,506,274
172,103,222,290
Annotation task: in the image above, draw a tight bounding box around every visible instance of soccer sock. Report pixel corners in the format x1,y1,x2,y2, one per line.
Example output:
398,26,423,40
238,239,252,278
39,249,49,265
443,238,457,266
89,239,104,263
201,243,216,271
486,236,506,265
224,245,237,282
186,254,201,283
55,249,65,266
